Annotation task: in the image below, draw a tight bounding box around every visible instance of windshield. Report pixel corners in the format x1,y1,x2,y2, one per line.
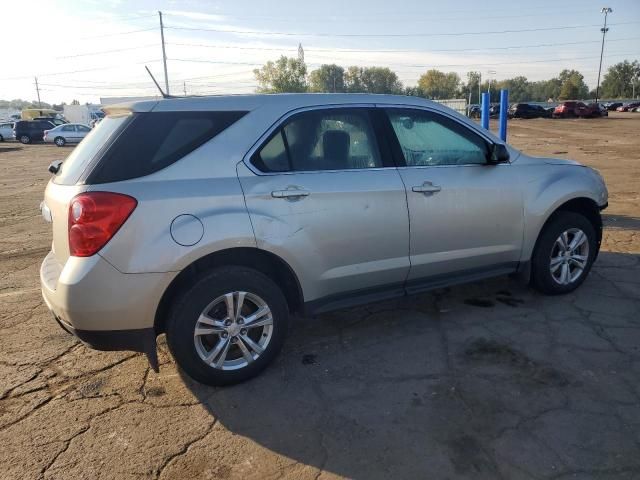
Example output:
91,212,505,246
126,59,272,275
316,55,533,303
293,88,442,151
54,114,130,185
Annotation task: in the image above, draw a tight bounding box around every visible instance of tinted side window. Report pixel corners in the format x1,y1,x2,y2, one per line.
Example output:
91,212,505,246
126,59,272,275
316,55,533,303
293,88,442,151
252,109,382,172
253,130,290,172
62,125,74,132
386,109,488,166
87,111,247,184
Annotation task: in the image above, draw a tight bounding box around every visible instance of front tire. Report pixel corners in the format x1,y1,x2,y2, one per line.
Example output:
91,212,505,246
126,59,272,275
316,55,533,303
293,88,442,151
19,134,31,144
530,211,597,295
166,266,289,386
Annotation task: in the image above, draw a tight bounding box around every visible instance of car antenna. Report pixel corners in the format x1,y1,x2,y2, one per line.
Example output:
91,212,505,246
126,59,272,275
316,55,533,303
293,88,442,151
145,66,173,99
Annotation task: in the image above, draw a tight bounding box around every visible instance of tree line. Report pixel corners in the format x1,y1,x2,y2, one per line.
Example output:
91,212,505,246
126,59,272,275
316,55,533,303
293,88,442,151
254,57,640,102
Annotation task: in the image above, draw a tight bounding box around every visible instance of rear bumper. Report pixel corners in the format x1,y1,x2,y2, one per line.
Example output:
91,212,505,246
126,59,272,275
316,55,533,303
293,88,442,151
41,251,175,366
53,312,155,353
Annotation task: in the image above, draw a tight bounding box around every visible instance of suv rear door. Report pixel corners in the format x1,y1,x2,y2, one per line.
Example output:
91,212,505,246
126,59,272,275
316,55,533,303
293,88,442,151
379,106,523,291
238,106,410,308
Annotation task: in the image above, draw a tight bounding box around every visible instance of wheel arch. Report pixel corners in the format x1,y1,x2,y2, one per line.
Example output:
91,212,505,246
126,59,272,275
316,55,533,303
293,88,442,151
154,247,304,334
531,196,603,261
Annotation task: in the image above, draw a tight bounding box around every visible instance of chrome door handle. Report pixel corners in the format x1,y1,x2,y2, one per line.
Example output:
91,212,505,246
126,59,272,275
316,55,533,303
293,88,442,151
271,189,310,199
412,183,441,194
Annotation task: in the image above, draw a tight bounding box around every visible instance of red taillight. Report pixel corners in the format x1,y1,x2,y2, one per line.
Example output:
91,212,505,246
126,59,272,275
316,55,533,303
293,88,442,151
68,192,137,257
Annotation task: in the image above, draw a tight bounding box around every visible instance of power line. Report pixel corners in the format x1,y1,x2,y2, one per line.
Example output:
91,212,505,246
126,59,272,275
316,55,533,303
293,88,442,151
38,82,160,90
160,3,599,23
96,12,157,21
170,58,263,66
164,21,640,38
76,27,157,40
55,44,158,59
167,36,640,55
0,60,162,81
168,51,637,70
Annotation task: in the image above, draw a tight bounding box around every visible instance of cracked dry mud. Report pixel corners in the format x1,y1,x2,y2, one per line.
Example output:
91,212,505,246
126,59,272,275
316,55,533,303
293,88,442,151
1,114,639,479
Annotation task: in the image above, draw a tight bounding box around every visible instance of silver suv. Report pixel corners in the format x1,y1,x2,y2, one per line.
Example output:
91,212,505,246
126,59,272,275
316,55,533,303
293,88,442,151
40,94,608,385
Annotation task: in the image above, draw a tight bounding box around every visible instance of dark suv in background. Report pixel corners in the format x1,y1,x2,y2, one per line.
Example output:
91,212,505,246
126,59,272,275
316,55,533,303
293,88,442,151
508,103,552,119
13,120,55,144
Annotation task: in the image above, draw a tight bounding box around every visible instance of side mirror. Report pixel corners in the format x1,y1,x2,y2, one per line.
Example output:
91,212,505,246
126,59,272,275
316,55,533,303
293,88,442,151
48,160,63,174
488,143,510,164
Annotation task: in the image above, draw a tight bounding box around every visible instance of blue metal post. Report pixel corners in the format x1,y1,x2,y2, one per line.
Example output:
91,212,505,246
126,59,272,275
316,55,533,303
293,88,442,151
481,92,490,130
498,89,509,141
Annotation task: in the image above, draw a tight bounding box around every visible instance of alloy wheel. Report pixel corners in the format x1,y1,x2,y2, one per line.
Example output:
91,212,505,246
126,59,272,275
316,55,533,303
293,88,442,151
193,291,273,370
549,228,589,285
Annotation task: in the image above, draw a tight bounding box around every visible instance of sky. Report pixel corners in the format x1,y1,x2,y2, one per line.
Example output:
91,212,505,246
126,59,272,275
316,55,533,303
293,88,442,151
1,0,639,104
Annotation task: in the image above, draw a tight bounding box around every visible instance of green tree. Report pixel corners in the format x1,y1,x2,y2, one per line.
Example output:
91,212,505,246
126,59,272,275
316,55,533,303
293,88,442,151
0,99,52,109
308,64,345,93
254,56,308,93
557,69,589,100
417,70,460,99
600,60,640,98
361,67,402,94
404,86,425,97
344,66,364,92
496,76,529,102
528,79,558,102
344,66,402,94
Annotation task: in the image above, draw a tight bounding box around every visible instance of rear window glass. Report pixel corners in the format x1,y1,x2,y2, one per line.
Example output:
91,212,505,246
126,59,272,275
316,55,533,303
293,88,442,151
86,111,247,184
54,114,130,185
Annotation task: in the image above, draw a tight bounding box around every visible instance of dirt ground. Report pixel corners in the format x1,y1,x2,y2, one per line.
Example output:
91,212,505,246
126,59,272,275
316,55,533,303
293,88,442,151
1,113,639,480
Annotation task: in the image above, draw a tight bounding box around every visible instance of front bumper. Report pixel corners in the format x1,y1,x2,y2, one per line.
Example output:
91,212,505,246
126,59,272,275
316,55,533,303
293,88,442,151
41,251,175,369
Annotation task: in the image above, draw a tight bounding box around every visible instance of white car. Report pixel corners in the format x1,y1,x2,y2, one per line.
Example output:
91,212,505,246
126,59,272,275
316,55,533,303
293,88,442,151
44,123,92,147
0,122,14,141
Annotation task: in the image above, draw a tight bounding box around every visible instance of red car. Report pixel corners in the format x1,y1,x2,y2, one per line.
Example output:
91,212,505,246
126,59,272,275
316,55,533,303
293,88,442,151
616,102,640,112
553,101,594,118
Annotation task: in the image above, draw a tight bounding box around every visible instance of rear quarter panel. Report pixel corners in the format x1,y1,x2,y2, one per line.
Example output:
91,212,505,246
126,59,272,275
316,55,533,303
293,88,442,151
96,176,256,274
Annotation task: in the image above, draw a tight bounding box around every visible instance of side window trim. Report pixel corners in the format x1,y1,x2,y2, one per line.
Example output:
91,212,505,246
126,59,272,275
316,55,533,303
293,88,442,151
244,103,397,176
279,129,294,172
379,106,494,168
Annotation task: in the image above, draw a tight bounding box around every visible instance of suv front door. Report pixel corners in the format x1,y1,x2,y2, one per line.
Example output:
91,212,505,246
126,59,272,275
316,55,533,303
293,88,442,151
238,106,410,308
380,107,523,291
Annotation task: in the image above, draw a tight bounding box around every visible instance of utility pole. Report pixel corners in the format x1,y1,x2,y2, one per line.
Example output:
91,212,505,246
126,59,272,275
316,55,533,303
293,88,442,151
595,7,612,104
487,70,496,99
158,11,170,95
34,77,41,108
183,81,187,96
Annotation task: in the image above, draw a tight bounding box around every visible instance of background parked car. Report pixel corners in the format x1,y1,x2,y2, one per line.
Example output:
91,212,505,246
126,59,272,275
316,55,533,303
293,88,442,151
0,122,15,141
43,123,92,147
604,102,623,111
509,103,551,119
33,116,67,126
467,104,481,118
588,103,608,117
553,101,594,118
13,119,55,144
616,102,640,112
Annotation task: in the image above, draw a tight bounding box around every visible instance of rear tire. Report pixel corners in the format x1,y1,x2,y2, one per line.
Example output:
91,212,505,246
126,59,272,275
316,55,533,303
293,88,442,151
530,211,597,295
19,134,31,144
54,137,66,147
166,266,289,386
0,134,4,142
